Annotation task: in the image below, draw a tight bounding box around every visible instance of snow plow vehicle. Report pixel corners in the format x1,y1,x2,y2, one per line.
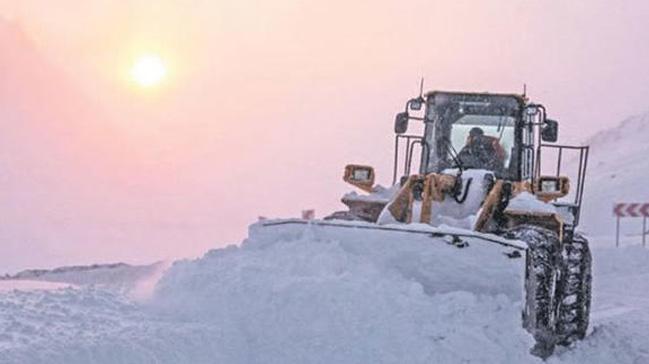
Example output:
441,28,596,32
327,90,592,358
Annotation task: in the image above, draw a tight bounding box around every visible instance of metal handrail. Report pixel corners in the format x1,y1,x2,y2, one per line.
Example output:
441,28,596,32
535,143,590,226
393,134,424,185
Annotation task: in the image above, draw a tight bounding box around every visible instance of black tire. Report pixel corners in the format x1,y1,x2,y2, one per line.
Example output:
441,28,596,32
556,233,592,345
506,224,562,359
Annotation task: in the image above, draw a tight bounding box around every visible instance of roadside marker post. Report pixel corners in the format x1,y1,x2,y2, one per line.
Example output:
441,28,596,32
613,203,649,247
642,204,649,247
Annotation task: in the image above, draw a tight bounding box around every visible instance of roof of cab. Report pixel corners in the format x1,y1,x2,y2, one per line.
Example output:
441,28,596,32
425,90,527,105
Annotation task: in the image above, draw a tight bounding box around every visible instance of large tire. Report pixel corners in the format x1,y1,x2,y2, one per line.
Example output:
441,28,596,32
506,224,562,359
556,233,592,345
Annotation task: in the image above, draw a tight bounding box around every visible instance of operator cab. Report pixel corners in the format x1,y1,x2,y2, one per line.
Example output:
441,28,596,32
420,92,525,180
389,89,587,227
341,88,588,228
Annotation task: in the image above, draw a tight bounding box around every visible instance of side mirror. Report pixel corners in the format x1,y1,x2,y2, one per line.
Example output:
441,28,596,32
343,164,375,192
394,112,409,134
541,119,558,142
534,175,570,201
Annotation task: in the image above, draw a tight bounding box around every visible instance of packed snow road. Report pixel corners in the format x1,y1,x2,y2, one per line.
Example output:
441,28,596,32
0,221,647,363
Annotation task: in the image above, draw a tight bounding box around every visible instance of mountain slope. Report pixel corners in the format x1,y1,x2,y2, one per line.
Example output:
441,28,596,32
579,112,649,237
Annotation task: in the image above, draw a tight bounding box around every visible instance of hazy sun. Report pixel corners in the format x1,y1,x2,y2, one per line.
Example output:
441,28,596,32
130,54,167,88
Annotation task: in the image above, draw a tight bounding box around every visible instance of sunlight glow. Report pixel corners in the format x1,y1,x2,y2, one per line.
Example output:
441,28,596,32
130,54,167,88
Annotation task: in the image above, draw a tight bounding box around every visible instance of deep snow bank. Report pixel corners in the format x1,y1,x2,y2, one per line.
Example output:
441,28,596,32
2,222,649,363
152,221,533,363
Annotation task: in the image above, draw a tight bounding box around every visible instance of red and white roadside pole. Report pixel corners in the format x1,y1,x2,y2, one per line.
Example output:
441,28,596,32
642,216,649,246
614,203,649,247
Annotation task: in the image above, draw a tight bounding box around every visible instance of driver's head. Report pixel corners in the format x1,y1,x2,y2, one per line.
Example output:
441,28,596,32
469,127,484,138
466,127,484,144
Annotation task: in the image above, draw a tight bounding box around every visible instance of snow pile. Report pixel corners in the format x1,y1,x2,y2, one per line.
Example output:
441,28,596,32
152,221,531,363
1,222,648,363
342,184,398,203
506,192,557,214
430,169,494,229
378,169,495,229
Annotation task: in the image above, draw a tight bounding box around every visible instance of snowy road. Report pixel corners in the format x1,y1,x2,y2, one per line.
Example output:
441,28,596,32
0,223,648,363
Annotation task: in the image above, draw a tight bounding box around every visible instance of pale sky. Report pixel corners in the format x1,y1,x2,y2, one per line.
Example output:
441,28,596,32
0,0,648,272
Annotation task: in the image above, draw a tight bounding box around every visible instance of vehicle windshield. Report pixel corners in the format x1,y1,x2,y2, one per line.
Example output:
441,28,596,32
422,93,521,177
450,115,515,172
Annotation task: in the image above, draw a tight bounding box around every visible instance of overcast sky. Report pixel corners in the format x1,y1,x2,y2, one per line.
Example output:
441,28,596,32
0,0,648,272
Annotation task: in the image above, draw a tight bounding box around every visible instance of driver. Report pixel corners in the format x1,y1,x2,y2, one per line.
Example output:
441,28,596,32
457,127,506,171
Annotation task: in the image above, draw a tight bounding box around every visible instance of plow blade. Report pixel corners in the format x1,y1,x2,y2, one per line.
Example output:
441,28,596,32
252,219,526,300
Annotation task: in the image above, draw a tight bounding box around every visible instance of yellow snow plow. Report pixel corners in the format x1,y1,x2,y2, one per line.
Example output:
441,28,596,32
325,90,592,358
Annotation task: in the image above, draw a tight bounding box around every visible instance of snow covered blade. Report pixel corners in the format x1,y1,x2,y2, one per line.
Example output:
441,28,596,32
260,218,527,251
255,219,526,298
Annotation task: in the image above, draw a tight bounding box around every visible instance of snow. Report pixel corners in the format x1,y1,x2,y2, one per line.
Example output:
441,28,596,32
343,184,398,203
378,169,494,229
153,223,527,363
0,287,223,363
1,222,648,363
554,204,576,226
0,280,72,292
506,192,557,214
0,262,167,299
429,169,493,228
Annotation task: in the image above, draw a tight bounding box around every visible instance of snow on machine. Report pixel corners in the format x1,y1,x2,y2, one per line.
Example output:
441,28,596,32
261,90,591,358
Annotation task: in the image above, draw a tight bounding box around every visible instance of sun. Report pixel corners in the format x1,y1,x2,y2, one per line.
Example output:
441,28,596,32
130,54,167,88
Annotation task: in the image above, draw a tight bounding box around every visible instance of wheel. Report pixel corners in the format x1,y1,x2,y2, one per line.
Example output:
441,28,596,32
506,224,562,359
556,233,592,345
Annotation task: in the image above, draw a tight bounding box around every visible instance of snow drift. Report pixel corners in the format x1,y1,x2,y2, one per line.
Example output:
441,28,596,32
0,221,533,363
152,221,530,363
2,221,649,363
0,262,167,298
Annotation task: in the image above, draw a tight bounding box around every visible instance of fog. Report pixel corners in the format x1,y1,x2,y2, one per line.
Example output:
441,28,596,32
0,0,648,272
